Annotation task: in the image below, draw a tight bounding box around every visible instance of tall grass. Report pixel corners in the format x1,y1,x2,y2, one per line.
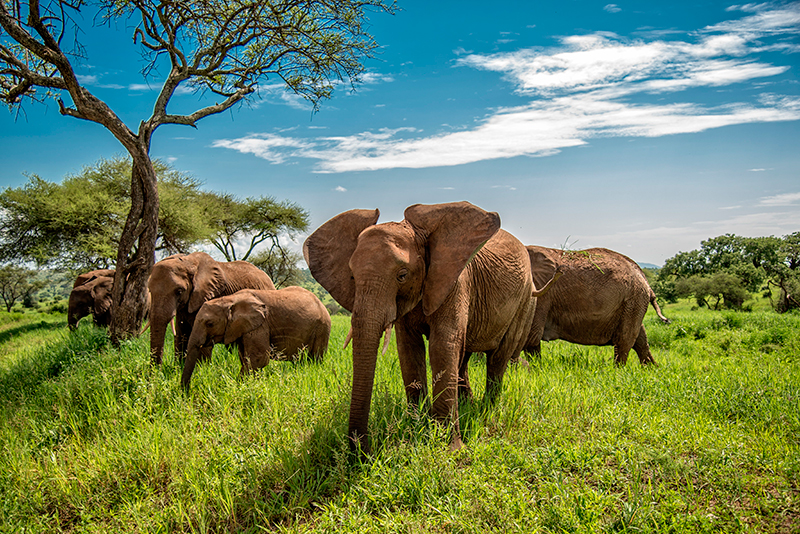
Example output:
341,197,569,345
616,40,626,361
0,309,798,533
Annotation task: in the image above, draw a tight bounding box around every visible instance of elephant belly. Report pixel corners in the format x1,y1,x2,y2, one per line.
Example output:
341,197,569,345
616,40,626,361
270,331,314,360
543,314,618,346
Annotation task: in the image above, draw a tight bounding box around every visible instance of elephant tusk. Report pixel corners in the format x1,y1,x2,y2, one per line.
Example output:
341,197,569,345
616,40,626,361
139,319,150,335
381,324,393,356
343,326,353,349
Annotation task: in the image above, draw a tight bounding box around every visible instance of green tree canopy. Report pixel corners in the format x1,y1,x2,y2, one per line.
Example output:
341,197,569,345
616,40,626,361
660,233,800,312
0,158,309,285
0,157,215,269
0,265,45,312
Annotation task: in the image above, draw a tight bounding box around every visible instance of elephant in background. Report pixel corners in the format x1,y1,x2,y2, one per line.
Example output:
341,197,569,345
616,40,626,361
304,201,550,453
181,286,331,390
148,251,275,365
525,246,669,365
68,269,116,329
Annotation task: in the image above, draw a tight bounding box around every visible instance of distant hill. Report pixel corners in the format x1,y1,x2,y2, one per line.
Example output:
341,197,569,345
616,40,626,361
638,263,660,270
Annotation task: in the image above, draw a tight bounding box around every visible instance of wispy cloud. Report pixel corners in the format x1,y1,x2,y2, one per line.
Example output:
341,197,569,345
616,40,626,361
604,4,621,14
758,192,800,206
335,186,347,192
214,2,800,173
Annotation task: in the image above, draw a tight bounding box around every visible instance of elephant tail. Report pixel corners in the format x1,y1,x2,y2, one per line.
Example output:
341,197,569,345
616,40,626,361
649,291,670,324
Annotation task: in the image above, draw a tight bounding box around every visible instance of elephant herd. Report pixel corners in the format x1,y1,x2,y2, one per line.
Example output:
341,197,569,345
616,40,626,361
69,201,668,452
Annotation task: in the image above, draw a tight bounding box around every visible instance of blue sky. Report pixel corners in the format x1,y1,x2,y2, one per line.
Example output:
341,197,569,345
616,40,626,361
2,1,799,265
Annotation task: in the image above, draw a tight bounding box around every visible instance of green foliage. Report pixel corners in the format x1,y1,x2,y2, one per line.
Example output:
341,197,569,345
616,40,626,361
0,158,311,283
661,233,800,312
1,308,799,532
0,157,216,269
0,264,45,312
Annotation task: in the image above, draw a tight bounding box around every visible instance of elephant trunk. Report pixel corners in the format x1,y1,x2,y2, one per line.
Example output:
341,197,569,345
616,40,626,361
181,327,207,391
348,311,389,453
149,311,173,365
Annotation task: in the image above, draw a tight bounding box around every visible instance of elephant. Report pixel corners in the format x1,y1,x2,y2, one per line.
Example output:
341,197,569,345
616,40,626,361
147,251,275,365
525,246,670,365
68,270,116,329
304,201,559,453
181,286,331,390
72,269,116,289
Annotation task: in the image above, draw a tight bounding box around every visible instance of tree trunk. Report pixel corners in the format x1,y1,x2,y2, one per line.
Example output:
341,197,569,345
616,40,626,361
109,149,159,345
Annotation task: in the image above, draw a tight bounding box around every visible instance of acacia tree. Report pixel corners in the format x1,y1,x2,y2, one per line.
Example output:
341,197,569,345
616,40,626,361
203,193,308,260
0,0,393,344
0,157,215,268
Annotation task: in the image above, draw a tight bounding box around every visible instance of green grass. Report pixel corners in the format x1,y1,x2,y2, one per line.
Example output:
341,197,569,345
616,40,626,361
0,307,798,533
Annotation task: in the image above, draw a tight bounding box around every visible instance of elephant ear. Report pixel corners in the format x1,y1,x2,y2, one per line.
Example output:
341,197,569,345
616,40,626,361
189,259,227,314
90,278,114,314
528,247,559,291
405,201,500,316
224,295,268,345
303,208,380,312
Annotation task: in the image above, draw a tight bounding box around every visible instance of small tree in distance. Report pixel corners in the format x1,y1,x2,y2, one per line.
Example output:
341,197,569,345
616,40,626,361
0,0,394,344
0,265,45,312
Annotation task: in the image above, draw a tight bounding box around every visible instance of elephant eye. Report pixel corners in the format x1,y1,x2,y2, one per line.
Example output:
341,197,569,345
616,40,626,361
397,269,409,283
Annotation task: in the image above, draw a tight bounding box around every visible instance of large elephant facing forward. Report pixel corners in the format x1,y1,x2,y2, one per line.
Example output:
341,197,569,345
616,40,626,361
148,252,275,365
304,201,542,453
181,286,331,390
68,269,116,329
526,246,669,365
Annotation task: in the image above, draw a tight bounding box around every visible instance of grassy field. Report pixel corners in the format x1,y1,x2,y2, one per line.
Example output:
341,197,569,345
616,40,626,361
0,305,798,533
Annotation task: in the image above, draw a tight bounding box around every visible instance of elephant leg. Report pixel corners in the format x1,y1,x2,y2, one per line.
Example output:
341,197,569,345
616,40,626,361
458,351,473,400
239,332,271,376
396,319,428,408
427,320,465,451
174,311,195,363
633,325,656,365
486,298,533,402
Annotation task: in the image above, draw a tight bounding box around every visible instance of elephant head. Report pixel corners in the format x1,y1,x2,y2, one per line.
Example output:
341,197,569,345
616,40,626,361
148,252,274,364
68,273,115,329
304,201,500,451
148,252,225,364
181,292,268,390
88,276,114,327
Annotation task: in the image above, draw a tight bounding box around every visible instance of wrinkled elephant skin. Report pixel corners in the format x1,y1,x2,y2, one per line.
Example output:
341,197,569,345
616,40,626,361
304,201,535,453
148,251,275,365
182,286,331,390
68,269,116,329
526,246,669,365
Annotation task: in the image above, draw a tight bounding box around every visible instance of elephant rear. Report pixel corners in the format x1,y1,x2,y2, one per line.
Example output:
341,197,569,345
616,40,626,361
265,286,331,361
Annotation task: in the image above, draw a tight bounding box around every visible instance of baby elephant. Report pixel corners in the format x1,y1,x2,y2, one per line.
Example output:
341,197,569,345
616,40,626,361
182,287,331,390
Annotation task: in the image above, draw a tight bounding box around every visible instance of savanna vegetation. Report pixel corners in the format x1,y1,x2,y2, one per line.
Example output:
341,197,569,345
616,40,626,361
658,233,800,313
0,157,309,285
1,295,797,532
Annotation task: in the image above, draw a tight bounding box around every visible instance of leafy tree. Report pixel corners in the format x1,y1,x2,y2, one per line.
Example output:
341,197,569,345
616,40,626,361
0,157,216,269
661,232,800,312
203,193,309,263
1,0,394,343
250,247,304,288
0,265,45,312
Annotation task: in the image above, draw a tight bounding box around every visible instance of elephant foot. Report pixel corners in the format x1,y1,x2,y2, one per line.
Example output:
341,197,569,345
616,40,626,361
449,434,464,451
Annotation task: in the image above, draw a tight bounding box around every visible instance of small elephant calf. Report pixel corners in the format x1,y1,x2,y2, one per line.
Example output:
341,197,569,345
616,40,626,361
182,287,331,390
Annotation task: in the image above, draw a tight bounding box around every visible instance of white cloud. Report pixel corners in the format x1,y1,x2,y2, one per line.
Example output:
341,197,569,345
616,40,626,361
76,74,98,85
758,192,800,206
335,186,347,192
214,3,800,173
604,4,621,13
129,83,156,92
